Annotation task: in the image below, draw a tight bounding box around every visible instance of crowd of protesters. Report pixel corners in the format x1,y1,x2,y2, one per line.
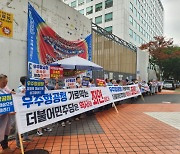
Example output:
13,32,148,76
0,73,162,153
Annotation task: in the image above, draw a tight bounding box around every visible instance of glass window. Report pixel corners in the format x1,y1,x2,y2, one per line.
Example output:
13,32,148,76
137,12,140,20
86,0,93,3
134,20,137,29
137,0,140,7
86,6,93,15
71,0,76,8
130,2,133,12
78,0,84,6
105,26,113,33
140,26,142,33
137,35,140,43
79,9,84,15
95,15,102,24
137,23,140,31
129,29,133,38
105,12,113,22
140,16,143,22
134,7,137,16
129,15,133,25
105,0,113,9
95,2,102,12
133,32,136,41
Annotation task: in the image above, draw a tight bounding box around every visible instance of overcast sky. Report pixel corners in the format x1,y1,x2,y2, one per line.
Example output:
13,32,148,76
162,0,180,45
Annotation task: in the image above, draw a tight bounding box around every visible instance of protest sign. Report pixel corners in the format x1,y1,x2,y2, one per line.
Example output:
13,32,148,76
13,87,113,134
31,63,50,79
82,76,90,87
65,78,76,89
109,84,141,102
96,79,106,87
50,66,63,79
26,79,45,96
0,94,14,114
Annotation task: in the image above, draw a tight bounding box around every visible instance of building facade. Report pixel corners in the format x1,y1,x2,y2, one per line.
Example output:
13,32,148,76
0,0,91,89
63,0,164,47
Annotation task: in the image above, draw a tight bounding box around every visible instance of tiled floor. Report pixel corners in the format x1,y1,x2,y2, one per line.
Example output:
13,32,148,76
0,95,180,154
2,103,180,154
40,115,104,136
144,112,180,130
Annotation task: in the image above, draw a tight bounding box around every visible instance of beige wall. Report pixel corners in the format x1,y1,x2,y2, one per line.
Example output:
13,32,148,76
92,31,136,74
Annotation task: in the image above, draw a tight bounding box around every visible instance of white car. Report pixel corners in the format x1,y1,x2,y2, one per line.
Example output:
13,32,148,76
163,80,176,90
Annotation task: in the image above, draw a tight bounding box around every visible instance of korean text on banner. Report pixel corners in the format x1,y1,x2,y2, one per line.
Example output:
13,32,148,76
27,3,92,78
65,78,76,89
13,87,113,134
0,94,14,114
82,76,90,87
50,66,63,79
96,79,106,87
0,10,13,38
31,63,50,79
109,84,141,102
26,79,45,96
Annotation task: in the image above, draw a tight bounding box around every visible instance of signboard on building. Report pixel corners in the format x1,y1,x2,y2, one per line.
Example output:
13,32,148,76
0,10,13,38
27,3,92,78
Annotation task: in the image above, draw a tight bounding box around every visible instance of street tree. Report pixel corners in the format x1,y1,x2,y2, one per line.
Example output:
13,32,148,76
139,36,180,80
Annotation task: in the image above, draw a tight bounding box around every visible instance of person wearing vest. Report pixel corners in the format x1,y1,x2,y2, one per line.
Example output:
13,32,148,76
0,74,13,154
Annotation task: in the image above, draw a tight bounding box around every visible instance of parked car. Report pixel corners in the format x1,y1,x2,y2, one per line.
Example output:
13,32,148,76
163,80,176,90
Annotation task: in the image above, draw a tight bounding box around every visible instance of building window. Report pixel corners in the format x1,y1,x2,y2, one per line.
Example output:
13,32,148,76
137,12,140,20
71,0,76,8
78,0,84,6
137,0,140,7
129,29,133,38
137,23,140,31
105,0,113,9
86,6,93,15
130,2,133,12
140,26,143,33
95,2,102,12
134,7,137,16
86,0,93,3
105,12,113,22
79,9,84,15
105,26,113,33
129,15,133,25
133,32,136,41
137,35,140,43
95,15,102,24
134,20,137,29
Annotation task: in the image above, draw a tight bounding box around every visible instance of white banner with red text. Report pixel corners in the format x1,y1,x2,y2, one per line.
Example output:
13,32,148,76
13,85,141,134
108,84,141,102
13,87,113,134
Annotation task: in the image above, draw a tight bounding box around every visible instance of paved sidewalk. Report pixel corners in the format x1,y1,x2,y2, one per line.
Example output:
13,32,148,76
2,103,180,154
